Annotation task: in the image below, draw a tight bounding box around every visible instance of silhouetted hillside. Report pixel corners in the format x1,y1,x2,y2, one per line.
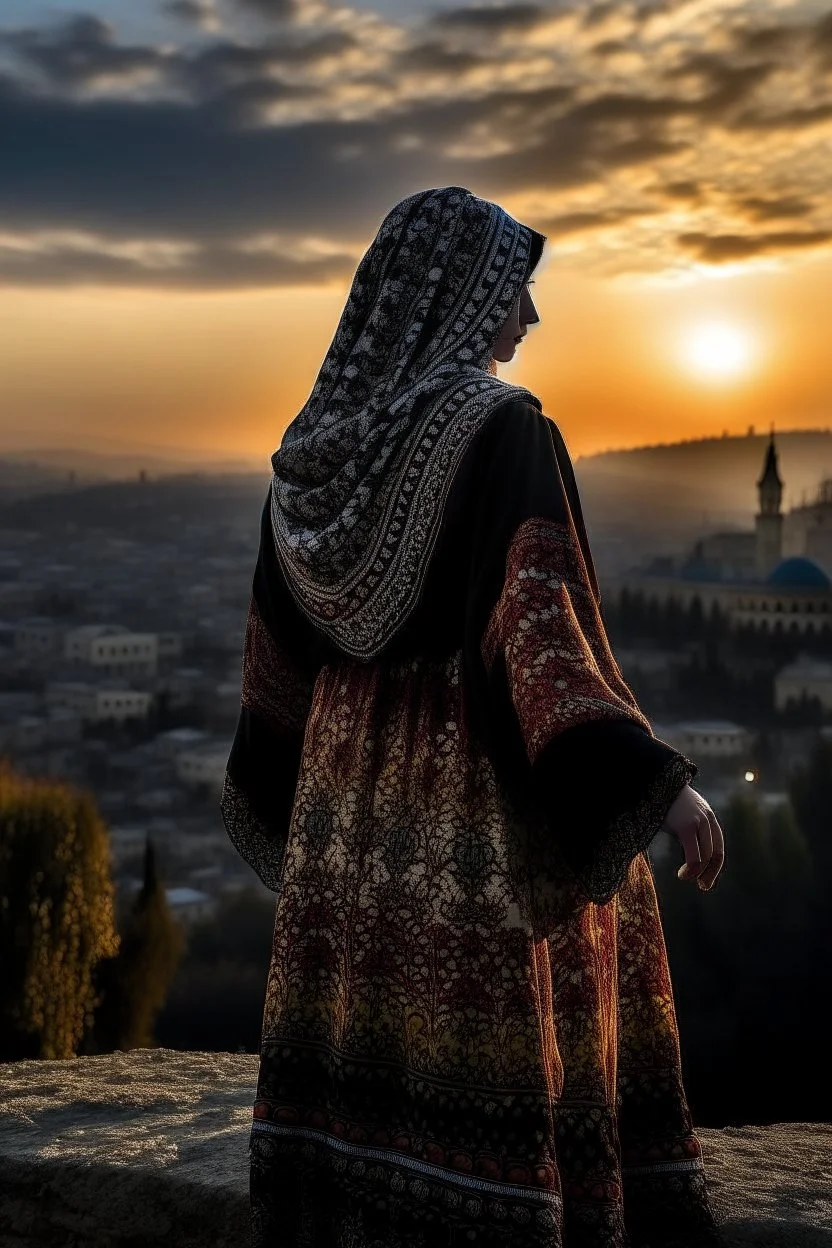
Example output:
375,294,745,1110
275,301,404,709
3,428,831,558
0,445,263,483
574,428,832,547
0,472,269,542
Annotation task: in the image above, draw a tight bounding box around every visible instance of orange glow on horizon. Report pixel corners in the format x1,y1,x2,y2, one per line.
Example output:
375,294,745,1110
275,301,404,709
1,252,830,466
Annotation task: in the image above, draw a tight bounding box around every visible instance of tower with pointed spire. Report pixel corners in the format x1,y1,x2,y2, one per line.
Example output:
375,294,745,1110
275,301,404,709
755,425,783,577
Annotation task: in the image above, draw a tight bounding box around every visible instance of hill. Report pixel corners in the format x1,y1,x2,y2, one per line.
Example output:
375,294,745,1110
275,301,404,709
2,428,831,562
574,428,832,548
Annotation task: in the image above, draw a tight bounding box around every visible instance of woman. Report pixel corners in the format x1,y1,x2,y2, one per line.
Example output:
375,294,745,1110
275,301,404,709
221,186,726,1248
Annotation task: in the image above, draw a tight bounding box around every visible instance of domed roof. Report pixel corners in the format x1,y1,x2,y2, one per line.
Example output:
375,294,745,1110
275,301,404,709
766,556,831,589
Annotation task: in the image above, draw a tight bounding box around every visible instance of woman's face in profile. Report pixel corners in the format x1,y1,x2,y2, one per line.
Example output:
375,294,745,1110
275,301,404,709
491,282,540,363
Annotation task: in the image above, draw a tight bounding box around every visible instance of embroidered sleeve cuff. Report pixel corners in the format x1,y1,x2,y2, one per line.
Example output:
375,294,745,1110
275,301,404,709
568,750,698,905
530,717,699,906
220,771,288,894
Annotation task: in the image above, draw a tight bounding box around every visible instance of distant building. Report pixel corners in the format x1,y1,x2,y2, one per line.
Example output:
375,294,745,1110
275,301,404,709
65,624,159,677
774,655,832,712
45,680,152,723
784,479,832,569
13,616,63,661
0,709,82,753
654,719,752,759
620,432,832,633
755,434,784,578
176,744,228,794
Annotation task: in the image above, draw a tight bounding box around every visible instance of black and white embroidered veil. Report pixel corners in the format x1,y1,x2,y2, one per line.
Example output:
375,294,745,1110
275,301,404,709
270,186,546,659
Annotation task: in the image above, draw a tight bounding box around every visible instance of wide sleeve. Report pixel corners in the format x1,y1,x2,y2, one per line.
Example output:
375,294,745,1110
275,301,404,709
463,400,698,909
220,489,318,891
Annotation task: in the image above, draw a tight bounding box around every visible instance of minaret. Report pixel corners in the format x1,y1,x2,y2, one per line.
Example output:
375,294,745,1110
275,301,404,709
755,425,783,578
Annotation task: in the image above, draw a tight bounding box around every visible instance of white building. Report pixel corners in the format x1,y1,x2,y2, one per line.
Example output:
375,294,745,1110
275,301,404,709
176,744,229,793
774,656,832,712
44,680,152,723
654,719,752,759
64,623,128,661
64,624,159,677
618,434,832,634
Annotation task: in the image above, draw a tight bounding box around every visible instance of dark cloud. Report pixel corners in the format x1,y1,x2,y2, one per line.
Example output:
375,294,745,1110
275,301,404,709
555,62,775,135
231,0,299,20
0,3,828,287
660,180,703,203
176,30,356,101
537,206,649,237
580,4,619,29
665,55,777,113
731,21,805,57
537,210,613,236
678,230,832,263
394,42,488,75
738,195,816,223
162,0,217,28
0,79,408,243
3,16,163,90
0,18,358,104
0,239,356,290
0,69,677,271
429,4,551,35
733,101,832,131
591,40,629,58
196,75,316,127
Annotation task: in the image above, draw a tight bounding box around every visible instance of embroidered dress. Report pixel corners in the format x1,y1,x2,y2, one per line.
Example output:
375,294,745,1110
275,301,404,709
221,188,723,1247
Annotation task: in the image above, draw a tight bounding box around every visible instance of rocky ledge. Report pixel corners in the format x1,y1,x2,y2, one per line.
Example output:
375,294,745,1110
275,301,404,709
0,1049,830,1247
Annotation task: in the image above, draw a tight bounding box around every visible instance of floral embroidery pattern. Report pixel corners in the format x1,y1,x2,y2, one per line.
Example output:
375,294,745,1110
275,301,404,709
483,516,653,765
269,187,546,659
247,649,720,1246
240,594,314,735
481,515,697,907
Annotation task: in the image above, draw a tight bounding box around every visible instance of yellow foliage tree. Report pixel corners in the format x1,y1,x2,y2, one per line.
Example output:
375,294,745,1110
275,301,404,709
0,760,119,1060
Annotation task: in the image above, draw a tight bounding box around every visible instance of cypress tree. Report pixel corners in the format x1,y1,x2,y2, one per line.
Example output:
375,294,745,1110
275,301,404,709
90,835,184,1051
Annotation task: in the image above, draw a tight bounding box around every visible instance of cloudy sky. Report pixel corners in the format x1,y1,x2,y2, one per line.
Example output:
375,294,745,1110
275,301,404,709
1,0,830,465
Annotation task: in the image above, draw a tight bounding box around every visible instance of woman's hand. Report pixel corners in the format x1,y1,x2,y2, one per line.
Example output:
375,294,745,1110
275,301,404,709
661,783,725,891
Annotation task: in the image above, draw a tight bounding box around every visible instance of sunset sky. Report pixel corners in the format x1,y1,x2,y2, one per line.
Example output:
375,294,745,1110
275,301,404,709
1,0,830,467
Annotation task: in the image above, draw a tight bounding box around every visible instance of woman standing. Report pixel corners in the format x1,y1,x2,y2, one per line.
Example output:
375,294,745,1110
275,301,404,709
221,186,725,1247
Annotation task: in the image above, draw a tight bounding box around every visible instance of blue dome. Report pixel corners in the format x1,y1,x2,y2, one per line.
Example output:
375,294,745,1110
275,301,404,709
766,557,831,589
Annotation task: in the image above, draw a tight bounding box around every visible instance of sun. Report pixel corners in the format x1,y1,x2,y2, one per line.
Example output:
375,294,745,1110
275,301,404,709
680,319,756,383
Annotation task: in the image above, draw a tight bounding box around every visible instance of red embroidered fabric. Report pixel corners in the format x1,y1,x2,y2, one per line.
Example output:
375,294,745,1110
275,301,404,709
482,516,652,765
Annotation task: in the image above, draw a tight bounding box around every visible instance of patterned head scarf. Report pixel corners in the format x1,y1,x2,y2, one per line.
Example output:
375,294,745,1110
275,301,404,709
270,185,546,659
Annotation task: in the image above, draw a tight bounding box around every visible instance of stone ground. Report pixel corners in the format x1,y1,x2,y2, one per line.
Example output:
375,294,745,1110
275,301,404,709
0,1048,830,1246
